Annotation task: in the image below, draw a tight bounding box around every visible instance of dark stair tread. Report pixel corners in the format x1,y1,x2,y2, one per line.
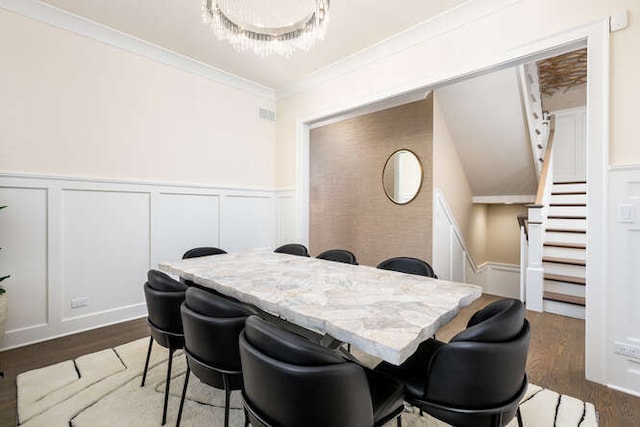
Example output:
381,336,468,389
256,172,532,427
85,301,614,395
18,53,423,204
544,273,586,285
548,216,587,220
546,228,586,234
543,291,586,306
551,191,586,195
544,242,586,249
542,256,586,266
553,181,587,185
549,203,587,207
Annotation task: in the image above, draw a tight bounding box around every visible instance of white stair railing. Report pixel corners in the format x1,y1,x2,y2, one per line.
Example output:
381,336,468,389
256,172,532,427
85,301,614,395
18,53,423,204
524,116,555,312
518,63,550,178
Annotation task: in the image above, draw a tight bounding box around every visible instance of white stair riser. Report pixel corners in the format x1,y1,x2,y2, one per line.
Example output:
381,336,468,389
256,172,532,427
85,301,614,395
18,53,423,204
549,194,586,204
552,183,586,193
544,280,586,297
543,300,585,319
543,262,586,278
543,246,586,260
547,206,587,217
546,218,587,230
545,231,586,244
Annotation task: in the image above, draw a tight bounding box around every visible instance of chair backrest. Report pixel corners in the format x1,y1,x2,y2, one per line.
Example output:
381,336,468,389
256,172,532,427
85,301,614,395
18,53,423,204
423,299,529,410
274,243,310,257
182,247,227,259
377,257,437,278
239,315,375,427
316,249,358,265
144,270,187,336
181,287,251,372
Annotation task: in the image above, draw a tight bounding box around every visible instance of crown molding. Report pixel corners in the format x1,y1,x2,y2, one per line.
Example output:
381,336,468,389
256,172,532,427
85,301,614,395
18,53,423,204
0,0,276,101
276,0,522,100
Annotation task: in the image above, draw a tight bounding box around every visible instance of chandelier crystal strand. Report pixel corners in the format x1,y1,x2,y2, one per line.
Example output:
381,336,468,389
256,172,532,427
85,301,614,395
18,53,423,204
202,0,330,57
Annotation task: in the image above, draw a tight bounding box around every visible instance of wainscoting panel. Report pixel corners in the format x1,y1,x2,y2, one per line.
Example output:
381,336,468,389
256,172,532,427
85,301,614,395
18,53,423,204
152,192,220,267
220,195,276,253
0,174,280,350
276,191,296,247
607,166,640,396
0,187,48,333
61,189,150,321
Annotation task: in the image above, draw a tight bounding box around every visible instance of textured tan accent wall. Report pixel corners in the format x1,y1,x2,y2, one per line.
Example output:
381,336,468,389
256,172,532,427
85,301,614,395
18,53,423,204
309,97,433,267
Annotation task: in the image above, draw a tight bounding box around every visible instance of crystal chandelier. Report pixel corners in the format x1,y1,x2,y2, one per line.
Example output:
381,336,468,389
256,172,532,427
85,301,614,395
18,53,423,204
202,0,330,57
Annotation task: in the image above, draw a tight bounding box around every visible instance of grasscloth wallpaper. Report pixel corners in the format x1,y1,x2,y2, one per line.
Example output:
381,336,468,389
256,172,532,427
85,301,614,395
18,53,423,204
309,96,433,267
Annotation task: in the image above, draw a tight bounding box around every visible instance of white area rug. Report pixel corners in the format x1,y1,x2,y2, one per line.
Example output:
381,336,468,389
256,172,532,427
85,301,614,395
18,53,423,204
16,338,598,426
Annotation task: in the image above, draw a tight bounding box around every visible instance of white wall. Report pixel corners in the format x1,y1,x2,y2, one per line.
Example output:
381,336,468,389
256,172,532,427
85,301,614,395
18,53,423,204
0,7,284,349
0,8,276,188
0,174,293,350
607,166,640,396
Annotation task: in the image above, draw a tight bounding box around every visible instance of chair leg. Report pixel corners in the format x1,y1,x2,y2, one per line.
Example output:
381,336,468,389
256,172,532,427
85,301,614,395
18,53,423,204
141,336,153,387
396,414,402,427
162,347,174,426
175,365,190,427
243,408,249,427
223,375,231,427
516,407,524,427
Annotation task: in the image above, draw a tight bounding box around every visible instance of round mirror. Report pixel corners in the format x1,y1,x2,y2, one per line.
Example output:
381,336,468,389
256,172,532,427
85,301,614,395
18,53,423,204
382,149,423,204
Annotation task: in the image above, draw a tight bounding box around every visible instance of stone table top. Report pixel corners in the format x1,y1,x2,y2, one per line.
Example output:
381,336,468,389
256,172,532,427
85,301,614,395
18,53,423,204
159,250,482,365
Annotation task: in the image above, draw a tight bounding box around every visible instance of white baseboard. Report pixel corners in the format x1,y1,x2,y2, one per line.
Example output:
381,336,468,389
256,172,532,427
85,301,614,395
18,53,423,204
466,262,521,299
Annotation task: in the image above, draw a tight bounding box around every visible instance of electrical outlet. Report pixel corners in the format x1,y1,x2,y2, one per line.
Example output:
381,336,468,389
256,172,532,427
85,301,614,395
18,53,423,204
71,297,88,309
614,342,640,360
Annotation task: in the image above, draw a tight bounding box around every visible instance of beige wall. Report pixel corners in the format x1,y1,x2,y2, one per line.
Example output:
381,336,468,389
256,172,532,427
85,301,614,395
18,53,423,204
486,204,528,265
433,92,474,246
0,9,275,188
276,0,640,186
468,204,489,265
543,84,587,112
309,98,433,266
468,203,527,265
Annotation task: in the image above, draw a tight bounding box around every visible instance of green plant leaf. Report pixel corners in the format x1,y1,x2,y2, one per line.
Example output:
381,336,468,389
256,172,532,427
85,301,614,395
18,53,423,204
0,275,9,282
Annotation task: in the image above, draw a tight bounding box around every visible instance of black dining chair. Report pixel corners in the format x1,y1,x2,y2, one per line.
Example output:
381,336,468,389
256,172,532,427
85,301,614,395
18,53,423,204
377,256,437,278
182,246,227,259
375,298,530,427
176,287,252,427
317,249,359,265
274,243,310,257
142,269,188,425
239,315,405,427
181,247,228,287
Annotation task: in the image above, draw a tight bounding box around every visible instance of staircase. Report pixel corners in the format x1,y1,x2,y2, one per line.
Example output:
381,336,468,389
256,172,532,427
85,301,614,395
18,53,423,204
541,181,586,319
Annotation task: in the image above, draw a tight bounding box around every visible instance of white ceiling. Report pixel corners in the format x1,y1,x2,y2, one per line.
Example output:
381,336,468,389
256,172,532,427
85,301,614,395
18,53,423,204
435,67,537,197
38,0,468,90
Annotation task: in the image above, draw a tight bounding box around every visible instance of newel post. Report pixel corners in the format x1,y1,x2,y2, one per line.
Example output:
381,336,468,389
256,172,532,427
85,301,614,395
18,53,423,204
525,204,544,312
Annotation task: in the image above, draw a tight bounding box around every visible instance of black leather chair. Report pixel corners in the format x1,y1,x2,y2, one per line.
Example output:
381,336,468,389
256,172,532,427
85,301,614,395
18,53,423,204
181,247,228,287
375,299,530,427
182,246,227,259
176,287,251,427
317,249,358,265
239,315,405,427
142,269,187,425
377,257,437,278
273,243,310,257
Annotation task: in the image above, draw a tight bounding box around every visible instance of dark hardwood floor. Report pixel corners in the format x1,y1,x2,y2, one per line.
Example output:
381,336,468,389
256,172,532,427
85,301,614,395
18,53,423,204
1,295,639,426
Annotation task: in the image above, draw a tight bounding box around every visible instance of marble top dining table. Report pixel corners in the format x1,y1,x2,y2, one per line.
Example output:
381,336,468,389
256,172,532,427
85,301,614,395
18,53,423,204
158,249,482,366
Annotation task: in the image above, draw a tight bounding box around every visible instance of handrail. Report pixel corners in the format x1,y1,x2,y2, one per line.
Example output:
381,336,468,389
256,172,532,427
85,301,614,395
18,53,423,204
517,215,528,240
535,115,556,204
